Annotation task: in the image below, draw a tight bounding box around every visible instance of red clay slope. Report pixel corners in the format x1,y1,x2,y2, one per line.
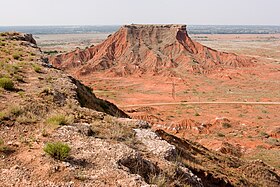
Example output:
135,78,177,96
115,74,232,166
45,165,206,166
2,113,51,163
50,24,255,76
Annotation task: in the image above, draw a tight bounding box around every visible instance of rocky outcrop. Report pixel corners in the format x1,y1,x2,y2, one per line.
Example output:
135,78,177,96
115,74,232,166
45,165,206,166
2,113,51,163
50,24,255,77
70,76,129,118
4,32,37,45
156,129,280,187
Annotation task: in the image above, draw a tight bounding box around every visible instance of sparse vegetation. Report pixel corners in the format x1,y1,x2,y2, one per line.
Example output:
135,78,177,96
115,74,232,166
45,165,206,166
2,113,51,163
265,138,280,146
0,32,8,36
43,50,58,55
30,52,36,56
43,142,71,160
149,174,167,187
259,131,269,138
262,110,268,114
12,53,21,60
0,138,13,155
0,41,6,46
46,114,73,126
9,105,23,117
222,122,232,128
0,77,14,90
41,129,49,137
0,112,6,121
257,116,263,120
245,148,280,170
32,64,42,73
91,116,138,145
217,132,225,137
17,91,25,97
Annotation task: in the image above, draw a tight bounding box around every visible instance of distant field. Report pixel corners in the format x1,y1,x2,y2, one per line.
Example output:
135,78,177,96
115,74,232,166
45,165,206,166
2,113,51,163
1,25,280,35
35,33,110,52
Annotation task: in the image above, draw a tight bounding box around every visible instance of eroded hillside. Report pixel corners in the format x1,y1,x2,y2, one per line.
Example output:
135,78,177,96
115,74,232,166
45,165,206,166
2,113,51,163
50,24,255,76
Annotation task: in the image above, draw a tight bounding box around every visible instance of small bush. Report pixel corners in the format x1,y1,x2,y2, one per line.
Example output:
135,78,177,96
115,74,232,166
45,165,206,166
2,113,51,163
32,64,42,73
262,110,268,114
46,114,72,126
0,77,14,90
194,112,200,116
43,142,71,160
259,132,269,138
12,53,21,60
0,112,5,121
0,139,13,154
217,132,225,137
0,41,6,46
17,91,25,97
222,123,232,128
0,32,8,36
9,105,23,117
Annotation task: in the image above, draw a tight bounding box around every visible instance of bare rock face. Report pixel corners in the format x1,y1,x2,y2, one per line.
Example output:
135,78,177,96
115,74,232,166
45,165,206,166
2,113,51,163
134,129,176,159
50,24,255,76
9,33,37,45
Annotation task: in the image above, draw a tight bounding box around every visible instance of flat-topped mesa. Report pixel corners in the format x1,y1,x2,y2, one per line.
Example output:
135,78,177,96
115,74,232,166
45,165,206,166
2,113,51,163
123,24,187,33
50,24,255,77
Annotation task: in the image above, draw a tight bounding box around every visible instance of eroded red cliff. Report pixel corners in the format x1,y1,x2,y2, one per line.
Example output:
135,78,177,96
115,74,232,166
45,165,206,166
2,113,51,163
50,24,255,76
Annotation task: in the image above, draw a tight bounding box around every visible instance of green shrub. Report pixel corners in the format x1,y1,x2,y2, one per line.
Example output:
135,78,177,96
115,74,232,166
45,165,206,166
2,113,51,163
0,77,14,90
12,53,21,60
0,32,8,36
43,142,71,160
32,64,42,73
0,112,5,121
46,114,72,126
17,91,25,97
0,41,6,46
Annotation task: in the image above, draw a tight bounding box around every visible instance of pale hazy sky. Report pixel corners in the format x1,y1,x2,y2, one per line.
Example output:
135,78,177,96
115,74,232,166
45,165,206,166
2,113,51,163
1,0,279,26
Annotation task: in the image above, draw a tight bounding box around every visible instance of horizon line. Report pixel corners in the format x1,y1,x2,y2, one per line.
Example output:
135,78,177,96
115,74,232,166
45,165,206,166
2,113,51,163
1,24,280,27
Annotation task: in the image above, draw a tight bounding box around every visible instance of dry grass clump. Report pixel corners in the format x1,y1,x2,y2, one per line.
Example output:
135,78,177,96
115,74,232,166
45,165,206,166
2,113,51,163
0,138,13,155
91,116,137,142
46,114,73,127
